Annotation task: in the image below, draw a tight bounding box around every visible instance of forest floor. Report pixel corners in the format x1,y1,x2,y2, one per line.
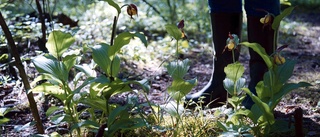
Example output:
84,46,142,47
1,8,320,136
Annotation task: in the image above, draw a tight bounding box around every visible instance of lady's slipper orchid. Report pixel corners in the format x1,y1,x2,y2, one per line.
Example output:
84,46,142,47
127,4,138,19
274,54,286,65
177,20,188,39
273,45,288,65
260,13,273,29
223,32,239,53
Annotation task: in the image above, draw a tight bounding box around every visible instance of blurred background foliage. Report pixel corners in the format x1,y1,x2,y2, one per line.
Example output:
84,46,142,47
1,0,319,43
0,0,319,63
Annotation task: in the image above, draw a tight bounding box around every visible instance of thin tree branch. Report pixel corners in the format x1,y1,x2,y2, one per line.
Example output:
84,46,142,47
0,12,44,134
35,0,47,51
141,0,168,22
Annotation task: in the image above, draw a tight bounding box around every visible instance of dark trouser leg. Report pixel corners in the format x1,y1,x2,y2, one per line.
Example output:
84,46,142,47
243,0,280,109
185,12,242,108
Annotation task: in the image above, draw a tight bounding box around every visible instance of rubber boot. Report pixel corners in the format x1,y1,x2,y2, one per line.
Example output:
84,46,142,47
185,13,242,108
242,16,276,109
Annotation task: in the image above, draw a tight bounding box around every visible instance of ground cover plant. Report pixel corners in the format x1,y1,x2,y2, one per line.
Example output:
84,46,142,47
1,0,320,136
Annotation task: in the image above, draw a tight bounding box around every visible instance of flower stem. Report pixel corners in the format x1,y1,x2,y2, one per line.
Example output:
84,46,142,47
232,49,235,63
110,15,118,46
176,40,179,60
273,28,278,53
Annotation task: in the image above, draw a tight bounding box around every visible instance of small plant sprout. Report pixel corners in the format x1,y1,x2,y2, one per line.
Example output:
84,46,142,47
165,20,197,135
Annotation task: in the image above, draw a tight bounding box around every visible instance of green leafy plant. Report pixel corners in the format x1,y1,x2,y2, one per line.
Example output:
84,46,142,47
31,1,149,136
0,108,11,126
216,6,311,136
161,21,197,136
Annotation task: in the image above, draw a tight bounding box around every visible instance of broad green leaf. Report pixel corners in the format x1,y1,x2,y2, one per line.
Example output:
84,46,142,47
224,62,244,82
223,78,245,96
63,54,77,71
250,104,264,124
216,121,229,132
161,101,183,117
0,117,10,125
262,70,283,96
234,109,254,122
110,32,134,57
0,107,13,116
236,78,246,94
270,82,311,109
32,82,66,101
108,118,146,136
168,78,197,101
32,55,68,83
241,42,273,69
73,77,97,94
243,88,275,124
108,105,128,126
14,122,36,132
255,81,271,100
227,96,238,108
46,31,75,59
223,78,235,95
91,44,111,75
30,74,58,87
134,32,148,48
280,0,291,6
166,59,190,79
165,24,182,40
104,0,121,14
118,118,146,129
110,55,120,77
70,120,100,131
80,97,107,113
108,118,146,135
228,96,246,108
74,64,97,77
262,70,273,91
32,82,64,94
50,114,66,125
0,107,11,124
120,79,150,93
272,6,295,30
89,76,111,97
90,77,149,104
46,106,60,117
104,79,132,100
276,59,296,84
110,32,148,57
228,113,241,125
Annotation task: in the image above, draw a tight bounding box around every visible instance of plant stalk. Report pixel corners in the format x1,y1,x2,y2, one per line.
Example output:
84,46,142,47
273,28,278,53
110,16,118,46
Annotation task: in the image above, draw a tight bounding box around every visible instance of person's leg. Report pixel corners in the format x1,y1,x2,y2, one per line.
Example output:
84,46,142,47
185,0,242,108
243,0,280,109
